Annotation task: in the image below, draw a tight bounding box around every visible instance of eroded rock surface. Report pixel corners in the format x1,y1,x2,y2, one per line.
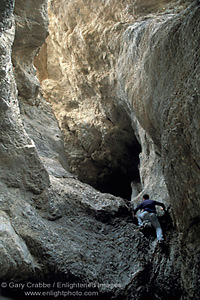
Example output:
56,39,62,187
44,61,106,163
35,0,146,199
0,0,200,300
0,0,49,194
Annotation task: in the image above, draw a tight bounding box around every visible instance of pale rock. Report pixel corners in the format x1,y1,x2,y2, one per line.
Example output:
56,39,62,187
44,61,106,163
0,211,39,278
0,0,49,194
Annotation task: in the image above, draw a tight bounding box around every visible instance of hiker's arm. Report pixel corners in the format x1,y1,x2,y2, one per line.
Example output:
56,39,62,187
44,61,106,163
155,201,166,211
133,203,143,215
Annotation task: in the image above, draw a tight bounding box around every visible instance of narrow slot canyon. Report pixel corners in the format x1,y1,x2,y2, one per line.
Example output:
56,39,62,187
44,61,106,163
0,0,200,300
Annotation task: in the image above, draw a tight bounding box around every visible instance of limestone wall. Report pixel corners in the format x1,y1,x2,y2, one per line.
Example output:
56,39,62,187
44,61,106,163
118,2,200,232
0,0,49,194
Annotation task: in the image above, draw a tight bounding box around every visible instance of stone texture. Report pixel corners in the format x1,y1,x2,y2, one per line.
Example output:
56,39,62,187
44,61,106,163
118,0,200,229
0,210,39,279
34,0,145,199
0,0,49,194
0,0,200,300
35,0,188,201
35,0,200,298
118,2,200,297
12,0,48,103
1,175,181,299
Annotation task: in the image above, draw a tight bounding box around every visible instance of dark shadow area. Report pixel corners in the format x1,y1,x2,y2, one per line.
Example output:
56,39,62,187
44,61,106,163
95,141,141,200
80,129,142,200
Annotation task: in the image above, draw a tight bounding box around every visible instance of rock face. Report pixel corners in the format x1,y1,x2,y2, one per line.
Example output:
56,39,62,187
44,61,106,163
34,0,183,201
118,1,200,231
0,0,49,194
35,0,145,199
0,0,200,300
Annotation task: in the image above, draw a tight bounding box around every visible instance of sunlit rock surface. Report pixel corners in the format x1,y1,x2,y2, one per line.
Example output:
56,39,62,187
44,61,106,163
0,0,200,299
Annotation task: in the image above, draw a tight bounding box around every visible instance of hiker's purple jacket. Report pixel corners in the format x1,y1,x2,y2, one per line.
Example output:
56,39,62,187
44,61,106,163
134,199,165,214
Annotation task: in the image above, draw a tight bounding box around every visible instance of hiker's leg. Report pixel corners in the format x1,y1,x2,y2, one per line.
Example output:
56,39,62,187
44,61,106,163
149,213,164,241
138,211,148,227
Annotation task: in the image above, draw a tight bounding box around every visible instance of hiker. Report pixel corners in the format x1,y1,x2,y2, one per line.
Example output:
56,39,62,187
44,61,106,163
133,194,166,242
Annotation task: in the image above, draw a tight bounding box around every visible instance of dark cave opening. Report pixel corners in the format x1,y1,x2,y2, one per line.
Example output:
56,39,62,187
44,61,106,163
97,167,141,201
77,135,142,201
90,138,142,201
75,106,143,201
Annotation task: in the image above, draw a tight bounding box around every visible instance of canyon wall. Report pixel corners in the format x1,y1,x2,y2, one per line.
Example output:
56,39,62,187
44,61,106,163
0,0,200,299
36,0,200,230
36,0,175,200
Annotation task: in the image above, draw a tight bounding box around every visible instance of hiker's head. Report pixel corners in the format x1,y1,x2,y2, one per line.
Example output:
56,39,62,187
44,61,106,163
143,194,149,200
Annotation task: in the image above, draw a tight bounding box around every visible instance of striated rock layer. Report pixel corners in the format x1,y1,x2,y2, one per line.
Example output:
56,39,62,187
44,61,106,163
0,0,199,300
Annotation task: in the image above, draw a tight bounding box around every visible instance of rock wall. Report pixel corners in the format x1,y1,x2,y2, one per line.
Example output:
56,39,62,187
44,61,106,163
36,0,200,228
118,1,200,232
0,0,200,300
117,3,200,296
0,0,49,194
35,0,146,199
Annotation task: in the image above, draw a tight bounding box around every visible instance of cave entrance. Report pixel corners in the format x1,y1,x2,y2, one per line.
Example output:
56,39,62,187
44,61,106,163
75,107,142,201
91,138,142,200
